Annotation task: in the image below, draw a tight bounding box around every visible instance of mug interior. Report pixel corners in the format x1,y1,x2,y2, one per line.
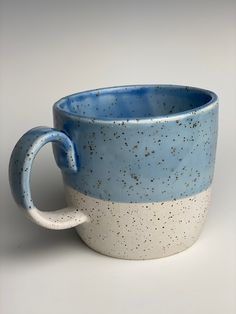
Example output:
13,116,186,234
55,85,216,120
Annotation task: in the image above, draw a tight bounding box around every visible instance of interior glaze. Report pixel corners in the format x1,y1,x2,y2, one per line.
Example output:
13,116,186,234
57,85,213,119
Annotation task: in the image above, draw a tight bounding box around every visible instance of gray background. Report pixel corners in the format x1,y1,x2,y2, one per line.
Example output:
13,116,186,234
1,0,236,313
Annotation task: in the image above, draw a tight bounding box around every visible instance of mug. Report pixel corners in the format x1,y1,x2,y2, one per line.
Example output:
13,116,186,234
9,85,218,260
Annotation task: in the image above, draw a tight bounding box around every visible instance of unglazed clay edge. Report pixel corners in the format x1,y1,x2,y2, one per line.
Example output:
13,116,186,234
65,185,211,260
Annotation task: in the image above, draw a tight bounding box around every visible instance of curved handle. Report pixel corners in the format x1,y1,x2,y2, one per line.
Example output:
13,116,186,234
9,126,89,230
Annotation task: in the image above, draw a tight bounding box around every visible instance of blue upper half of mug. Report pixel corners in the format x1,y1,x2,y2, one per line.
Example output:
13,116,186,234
53,85,218,203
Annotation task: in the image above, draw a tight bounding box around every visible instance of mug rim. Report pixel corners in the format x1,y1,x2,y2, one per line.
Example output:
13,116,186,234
53,84,218,124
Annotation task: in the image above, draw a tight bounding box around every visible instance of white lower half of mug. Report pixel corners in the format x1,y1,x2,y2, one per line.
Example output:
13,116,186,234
64,186,211,260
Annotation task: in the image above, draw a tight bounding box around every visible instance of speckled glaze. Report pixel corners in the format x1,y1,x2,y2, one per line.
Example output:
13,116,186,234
66,186,211,259
9,85,218,259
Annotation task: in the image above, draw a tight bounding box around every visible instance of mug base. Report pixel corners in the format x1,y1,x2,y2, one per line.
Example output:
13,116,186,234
67,186,211,260
75,228,203,260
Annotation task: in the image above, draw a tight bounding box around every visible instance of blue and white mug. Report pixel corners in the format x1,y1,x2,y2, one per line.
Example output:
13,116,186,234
9,85,218,259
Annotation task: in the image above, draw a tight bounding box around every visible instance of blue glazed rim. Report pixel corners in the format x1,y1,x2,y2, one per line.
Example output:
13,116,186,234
53,84,218,123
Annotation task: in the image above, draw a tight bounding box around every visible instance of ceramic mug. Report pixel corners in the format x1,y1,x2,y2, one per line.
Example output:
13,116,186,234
9,85,218,260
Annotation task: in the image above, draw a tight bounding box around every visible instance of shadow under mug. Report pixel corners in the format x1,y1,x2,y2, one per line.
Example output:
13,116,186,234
9,85,218,260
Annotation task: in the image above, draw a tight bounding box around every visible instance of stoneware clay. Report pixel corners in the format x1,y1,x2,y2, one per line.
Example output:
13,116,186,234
9,85,218,260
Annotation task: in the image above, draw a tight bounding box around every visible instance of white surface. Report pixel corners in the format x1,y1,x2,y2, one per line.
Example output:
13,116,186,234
1,0,236,313
67,186,211,260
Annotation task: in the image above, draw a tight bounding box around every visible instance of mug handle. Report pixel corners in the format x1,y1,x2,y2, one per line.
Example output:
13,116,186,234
9,126,89,230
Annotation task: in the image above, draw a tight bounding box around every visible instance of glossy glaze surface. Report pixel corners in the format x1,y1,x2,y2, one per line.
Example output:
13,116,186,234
53,85,218,202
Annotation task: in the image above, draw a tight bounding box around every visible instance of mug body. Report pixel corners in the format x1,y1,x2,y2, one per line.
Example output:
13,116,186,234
53,85,218,259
